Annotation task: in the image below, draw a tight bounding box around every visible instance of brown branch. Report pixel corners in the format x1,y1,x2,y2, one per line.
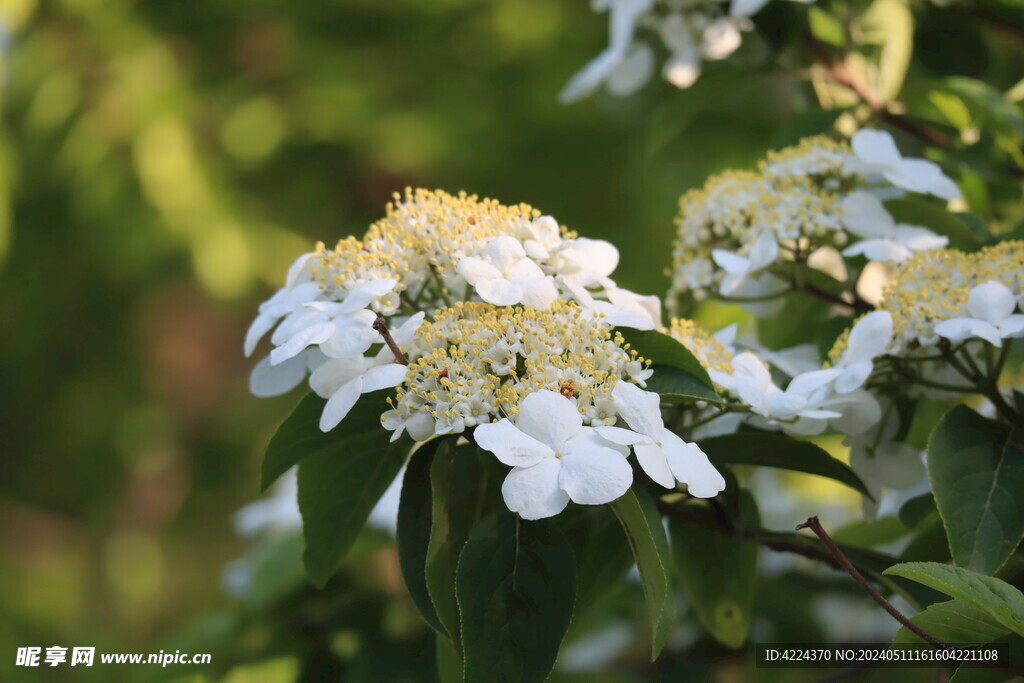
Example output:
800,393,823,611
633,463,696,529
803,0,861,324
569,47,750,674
373,316,407,365
796,516,950,650
805,33,954,149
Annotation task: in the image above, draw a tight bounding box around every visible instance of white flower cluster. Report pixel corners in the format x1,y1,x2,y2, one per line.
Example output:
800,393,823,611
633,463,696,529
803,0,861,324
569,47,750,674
872,240,1024,355
561,0,792,102
667,131,961,311
245,189,661,428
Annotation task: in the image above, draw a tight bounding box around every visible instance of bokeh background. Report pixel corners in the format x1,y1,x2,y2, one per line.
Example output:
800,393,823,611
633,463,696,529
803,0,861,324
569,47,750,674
1,0,1022,681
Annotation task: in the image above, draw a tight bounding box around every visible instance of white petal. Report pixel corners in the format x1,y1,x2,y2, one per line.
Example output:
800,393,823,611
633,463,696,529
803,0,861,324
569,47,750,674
320,378,363,431
250,353,308,397
610,380,664,440
852,129,902,167
843,239,910,263
844,311,893,364
934,318,1002,347
892,225,948,252
748,231,779,271
730,0,770,17
390,311,427,347
840,192,893,237
406,412,437,442
270,321,336,365
475,277,524,306
563,238,620,280
998,315,1024,338
826,390,882,435
338,278,398,313
474,419,553,468
501,459,569,520
633,442,676,489
662,50,701,89
284,252,315,288
967,281,1016,325
593,426,649,446
245,312,279,357
319,312,379,358
360,363,409,392
510,275,559,309
661,432,725,498
484,235,528,273
711,249,750,275
835,361,873,393
516,391,583,451
787,367,842,397
701,18,742,60
558,446,633,505
607,43,655,96
457,257,502,285
559,49,624,104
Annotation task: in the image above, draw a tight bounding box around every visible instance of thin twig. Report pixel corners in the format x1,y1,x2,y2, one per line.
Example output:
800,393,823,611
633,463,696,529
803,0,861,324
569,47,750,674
373,316,408,365
796,516,950,650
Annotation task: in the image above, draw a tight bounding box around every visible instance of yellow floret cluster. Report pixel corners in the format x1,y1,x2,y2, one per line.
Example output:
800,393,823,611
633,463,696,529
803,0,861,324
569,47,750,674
382,300,650,441
873,241,1024,355
667,318,735,373
667,137,851,311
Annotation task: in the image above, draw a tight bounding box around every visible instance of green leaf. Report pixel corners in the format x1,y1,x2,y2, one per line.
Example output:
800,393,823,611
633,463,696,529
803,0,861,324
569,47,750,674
808,6,845,47
883,198,983,252
669,490,759,649
296,393,408,588
643,365,721,403
456,513,576,683
927,405,1023,575
832,516,910,548
857,0,913,102
697,433,874,499
396,438,447,636
884,562,1024,637
435,634,462,683
609,488,675,660
425,442,499,651
556,505,634,617
261,392,331,490
945,77,1024,136
893,599,1010,645
899,493,936,529
617,328,716,391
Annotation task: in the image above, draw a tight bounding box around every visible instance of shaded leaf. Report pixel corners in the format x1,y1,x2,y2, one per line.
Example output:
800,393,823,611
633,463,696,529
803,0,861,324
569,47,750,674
396,438,447,636
617,328,715,390
698,433,873,499
928,406,1023,574
610,488,675,659
893,599,1009,645
884,562,1024,637
457,513,575,683
295,393,407,587
670,490,759,649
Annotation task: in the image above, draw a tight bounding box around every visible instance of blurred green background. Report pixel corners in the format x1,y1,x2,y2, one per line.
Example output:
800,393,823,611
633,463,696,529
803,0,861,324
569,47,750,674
1,0,1021,680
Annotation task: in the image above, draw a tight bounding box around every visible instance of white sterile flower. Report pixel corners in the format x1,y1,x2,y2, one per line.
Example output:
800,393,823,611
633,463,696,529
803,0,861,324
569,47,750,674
559,0,656,103
457,236,559,308
840,192,947,264
659,13,702,89
474,391,634,520
711,231,779,295
850,129,960,200
518,215,564,260
559,279,658,330
269,278,398,365
596,381,725,497
712,352,842,422
701,17,743,60
250,348,325,398
550,237,621,286
730,0,771,17
234,468,302,538
934,281,1024,347
310,313,425,432
830,311,893,393
244,252,321,357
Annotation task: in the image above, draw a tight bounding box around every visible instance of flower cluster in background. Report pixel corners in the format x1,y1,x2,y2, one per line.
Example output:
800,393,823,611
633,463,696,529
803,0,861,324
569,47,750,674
560,0,803,102
666,131,960,312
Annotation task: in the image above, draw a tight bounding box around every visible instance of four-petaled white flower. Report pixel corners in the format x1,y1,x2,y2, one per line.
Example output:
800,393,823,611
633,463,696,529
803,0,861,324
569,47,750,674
474,390,634,520
244,252,320,358
269,278,398,365
711,352,842,423
711,230,779,295
934,281,1024,347
851,129,960,200
559,278,659,330
457,236,559,308
559,0,656,104
840,192,947,263
830,310,893,393
310,313,425,431
596,381,725,497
